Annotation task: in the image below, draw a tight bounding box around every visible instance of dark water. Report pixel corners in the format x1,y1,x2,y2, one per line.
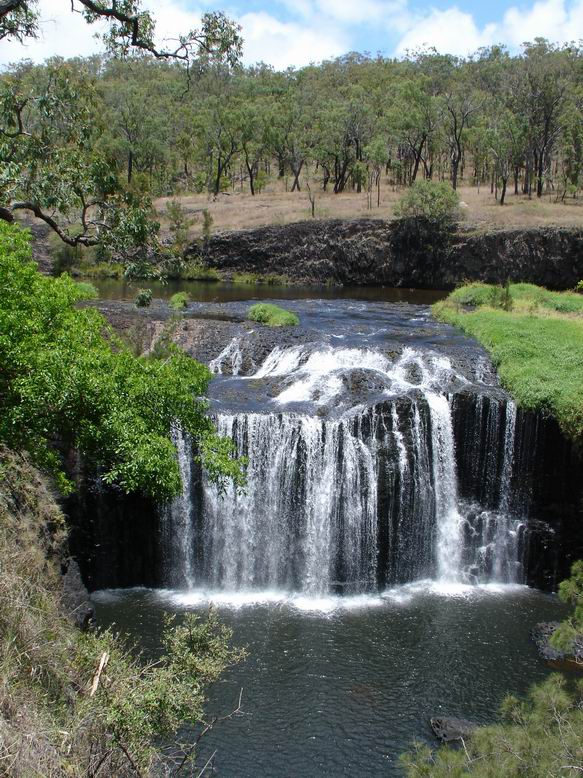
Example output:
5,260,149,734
93,585,568,776
91,278,447,305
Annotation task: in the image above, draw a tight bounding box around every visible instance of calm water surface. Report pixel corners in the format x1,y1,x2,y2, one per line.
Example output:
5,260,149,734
93,584,568,776
91,278,447,305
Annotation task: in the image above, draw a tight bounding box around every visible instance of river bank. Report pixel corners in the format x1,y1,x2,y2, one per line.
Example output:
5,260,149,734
191,220,583,289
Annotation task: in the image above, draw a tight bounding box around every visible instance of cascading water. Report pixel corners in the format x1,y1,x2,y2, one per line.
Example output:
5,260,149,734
163,304,529,597
162,425,195,588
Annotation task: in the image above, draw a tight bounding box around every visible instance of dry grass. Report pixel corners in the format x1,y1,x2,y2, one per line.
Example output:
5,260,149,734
155,176,583,239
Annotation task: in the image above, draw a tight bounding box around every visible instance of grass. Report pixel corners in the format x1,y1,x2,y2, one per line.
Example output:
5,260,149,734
178,261,222,282
233,272,290,285
434,283,583,440
247,302,299,327
74,280,99,299
154,181,583,238
0,446,242,776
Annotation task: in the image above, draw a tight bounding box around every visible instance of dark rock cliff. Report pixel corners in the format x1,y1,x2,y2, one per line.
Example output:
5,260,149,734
193,219,583,289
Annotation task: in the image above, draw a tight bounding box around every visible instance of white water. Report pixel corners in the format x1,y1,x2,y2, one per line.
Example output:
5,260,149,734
166,343,525,595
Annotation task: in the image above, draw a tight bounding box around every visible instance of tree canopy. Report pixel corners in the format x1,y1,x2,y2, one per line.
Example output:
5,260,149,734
0,221,243,497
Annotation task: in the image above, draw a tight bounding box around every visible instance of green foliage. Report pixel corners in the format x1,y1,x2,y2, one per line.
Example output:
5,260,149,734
134,287,152,307
247,302,299,327
575,280,583,294
74,280,99,299
394,180,460,224
166,199,194,256
0,446,244,775
401,674,583,776
435,283,583,441
0,222,243,498
550,560,583,653
179,260,222,282
233,272,290,285
169,291,190,310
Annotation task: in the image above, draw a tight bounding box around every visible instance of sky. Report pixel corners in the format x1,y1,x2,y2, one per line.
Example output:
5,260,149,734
2,0,583,69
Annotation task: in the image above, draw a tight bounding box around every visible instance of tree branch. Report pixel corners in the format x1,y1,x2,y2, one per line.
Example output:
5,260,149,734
10,201,101,246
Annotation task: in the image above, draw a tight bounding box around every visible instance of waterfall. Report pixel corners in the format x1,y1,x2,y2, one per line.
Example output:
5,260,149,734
162,426,195,588
425,392,463,582
162,342,528,595
201,413,379,594
209,337,244,375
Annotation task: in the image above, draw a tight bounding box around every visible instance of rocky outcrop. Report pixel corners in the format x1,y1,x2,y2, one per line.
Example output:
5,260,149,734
192,219,583,289
61,559,95,630
430,717,478,743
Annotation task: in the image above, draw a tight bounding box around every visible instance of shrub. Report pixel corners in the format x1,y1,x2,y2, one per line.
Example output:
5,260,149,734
0,222,244,497
247,303,299,327
550,560,583,653
401,674,583,776
134,287,152,307
576,280,583,294
169,291,190,310
181,261,222,282
166,199,194,256
0,447,244,776
202,208,213,240
394,180,460,225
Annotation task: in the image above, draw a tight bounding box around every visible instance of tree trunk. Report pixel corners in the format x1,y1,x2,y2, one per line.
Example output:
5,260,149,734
500,177,507,205
291,160,303,192
127,150,133,185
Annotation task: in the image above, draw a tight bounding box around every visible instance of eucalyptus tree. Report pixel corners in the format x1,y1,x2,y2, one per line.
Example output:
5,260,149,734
389,77,441,183
0,0,241,262
521,40,574,197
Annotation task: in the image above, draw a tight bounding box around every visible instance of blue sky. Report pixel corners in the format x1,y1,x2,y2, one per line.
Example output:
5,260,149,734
2,0,583,69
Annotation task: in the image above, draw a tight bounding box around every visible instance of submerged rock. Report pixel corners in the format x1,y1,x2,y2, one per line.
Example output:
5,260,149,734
430,717,477,743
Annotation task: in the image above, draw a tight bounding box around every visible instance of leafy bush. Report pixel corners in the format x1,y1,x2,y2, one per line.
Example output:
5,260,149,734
394,180,460,225
169,291,190,310
576,280,583,294
0,222,243,497
180,261,222,282
247,303,299,327
134,287,152,307
166,199,194,256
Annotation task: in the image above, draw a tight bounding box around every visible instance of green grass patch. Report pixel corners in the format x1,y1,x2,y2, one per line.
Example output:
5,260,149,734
434,283,583,440
247,303,299,327
233,272,290,285
169,291,190,310
179,262,222,282
74,280,98,299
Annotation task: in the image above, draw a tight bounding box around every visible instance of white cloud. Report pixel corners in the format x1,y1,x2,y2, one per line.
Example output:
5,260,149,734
395,7,496,56
0,0,106,66
394,0,583,58
239,11,347,68
3,0,583,70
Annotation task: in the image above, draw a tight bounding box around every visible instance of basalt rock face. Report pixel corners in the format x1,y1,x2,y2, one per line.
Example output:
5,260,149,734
194,219,583,289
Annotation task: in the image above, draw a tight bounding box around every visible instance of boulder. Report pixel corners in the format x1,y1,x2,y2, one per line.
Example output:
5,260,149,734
430,717,477,743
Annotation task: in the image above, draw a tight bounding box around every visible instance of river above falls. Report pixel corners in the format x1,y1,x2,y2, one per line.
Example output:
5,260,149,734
90,290,572,775
93,584,568,776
